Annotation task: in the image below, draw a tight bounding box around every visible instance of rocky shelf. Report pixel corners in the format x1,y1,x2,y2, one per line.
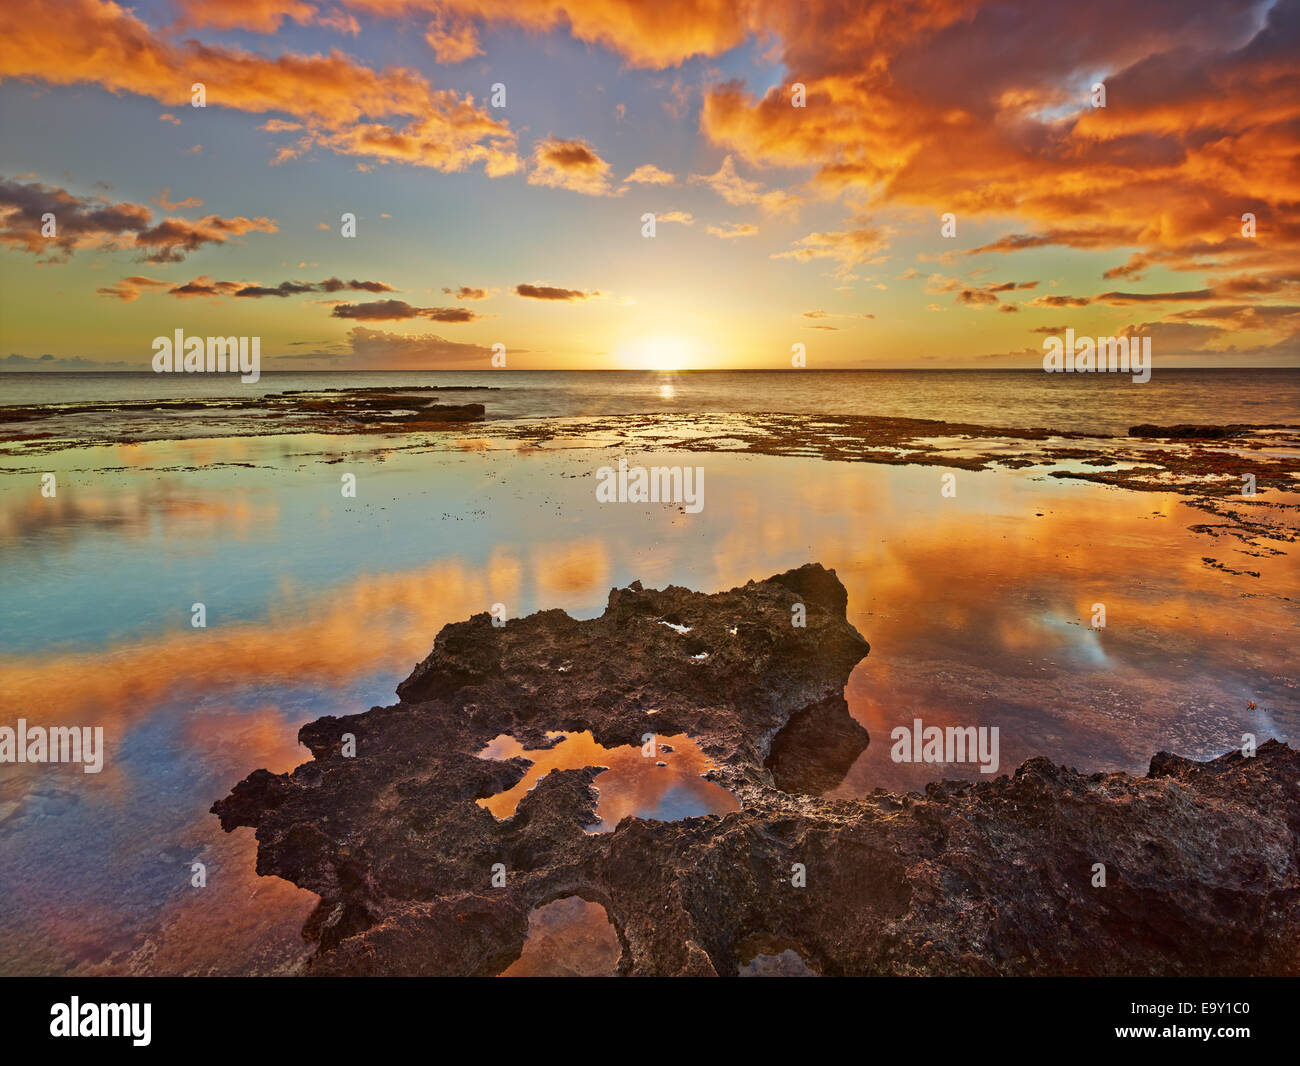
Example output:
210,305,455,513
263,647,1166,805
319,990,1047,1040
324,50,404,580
213,564,1300,976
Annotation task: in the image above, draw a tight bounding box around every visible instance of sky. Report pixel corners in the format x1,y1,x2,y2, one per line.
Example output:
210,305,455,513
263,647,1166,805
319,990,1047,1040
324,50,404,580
0,0,1297,371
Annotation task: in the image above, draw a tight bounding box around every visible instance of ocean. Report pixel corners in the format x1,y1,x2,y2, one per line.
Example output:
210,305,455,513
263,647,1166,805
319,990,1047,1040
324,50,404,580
3,367,1297,436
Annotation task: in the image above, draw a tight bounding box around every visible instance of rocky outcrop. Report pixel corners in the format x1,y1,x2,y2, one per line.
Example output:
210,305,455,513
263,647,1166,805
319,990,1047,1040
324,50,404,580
213,565,1300,976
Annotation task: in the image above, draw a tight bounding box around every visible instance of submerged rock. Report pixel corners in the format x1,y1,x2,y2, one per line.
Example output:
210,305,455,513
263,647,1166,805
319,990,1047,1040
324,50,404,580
213,565,1300,976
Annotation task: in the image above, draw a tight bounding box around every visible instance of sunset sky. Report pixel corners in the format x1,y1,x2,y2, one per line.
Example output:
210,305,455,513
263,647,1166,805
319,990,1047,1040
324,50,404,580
1,0,1297,371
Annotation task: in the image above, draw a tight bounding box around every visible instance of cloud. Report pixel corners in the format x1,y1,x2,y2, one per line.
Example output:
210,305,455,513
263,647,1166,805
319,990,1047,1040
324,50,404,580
331,300,482,321
953,279,1038,308
1095,289,1215,304
1027,294,1092,308
2,352,132,369
0,177,277,262
318,277,395,293
1166,303,1300,336
924,274,961,295
0,0,519,175
690,155,800,217
1094,275,1300,305
527,137,620,196
172,0,319,33
515,283,599,301
773,223,888,276
71,0,1294,290
239,278,384,298
131,214,279,263
97,274,395,301
625,164,676,185
966,228,1135,257
153,188,203,211
95,275,171,302
443,285,494,300
0,177,144,258
706,222,758,239
693,0,1300,288
802,309,874,321
656,210,694,225
167,277,246,298
424,10,483,63
354,0,755,69
290,326,493,369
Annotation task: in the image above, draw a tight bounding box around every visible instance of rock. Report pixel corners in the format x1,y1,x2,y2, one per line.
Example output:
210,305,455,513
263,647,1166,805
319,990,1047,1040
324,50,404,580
214,565,1300,976
1128,423,1247,439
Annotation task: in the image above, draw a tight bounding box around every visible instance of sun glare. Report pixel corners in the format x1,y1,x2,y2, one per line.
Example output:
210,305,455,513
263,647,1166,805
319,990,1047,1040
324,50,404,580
618,336,695,371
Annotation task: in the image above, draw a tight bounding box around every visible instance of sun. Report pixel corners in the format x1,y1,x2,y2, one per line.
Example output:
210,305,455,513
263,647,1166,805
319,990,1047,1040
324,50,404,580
617,336,695,371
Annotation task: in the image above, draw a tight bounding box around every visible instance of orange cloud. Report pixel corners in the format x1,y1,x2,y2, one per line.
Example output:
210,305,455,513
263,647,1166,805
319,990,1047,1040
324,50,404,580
345,0,756,68
695,0,1300,291
706,222,758,239
689,154,800,217
95,275,170,302
515,283,599,301
424,9,483,62
773,224,889,277
625,163,676,185
0,0,519,175
528,137,619,196
331,299,483,322
173,0,319,33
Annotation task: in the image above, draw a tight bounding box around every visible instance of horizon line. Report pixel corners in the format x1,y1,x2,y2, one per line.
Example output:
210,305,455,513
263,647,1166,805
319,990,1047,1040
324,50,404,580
2,365,1297,375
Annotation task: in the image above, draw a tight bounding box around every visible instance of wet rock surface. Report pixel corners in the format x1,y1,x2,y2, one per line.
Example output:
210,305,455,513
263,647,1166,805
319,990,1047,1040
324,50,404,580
214,564,1300,976
0,386,487,446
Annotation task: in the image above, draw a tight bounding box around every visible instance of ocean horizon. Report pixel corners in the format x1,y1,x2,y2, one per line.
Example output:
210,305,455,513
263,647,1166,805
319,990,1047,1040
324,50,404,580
5,366,1297,436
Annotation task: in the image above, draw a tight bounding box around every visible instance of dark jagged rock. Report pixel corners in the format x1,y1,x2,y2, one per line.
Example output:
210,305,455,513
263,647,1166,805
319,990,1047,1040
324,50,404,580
213,565,1300,976
765,694,870,794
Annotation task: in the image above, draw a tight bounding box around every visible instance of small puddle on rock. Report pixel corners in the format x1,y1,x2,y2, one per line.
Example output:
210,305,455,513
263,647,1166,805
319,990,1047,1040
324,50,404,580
477,730,738,831
499,896,621,977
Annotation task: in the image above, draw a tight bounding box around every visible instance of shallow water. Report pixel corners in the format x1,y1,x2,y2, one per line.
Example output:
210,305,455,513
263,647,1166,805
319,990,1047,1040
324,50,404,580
0,426,1295,974
499,896,621,977
477,731,737,830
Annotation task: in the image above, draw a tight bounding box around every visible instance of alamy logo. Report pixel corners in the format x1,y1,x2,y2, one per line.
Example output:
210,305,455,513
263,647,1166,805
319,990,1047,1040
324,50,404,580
1042,328,1150,383
50,998,151,1046
890,718,1000,774
0,719,103,773
595,457,704,513
152,328,260,383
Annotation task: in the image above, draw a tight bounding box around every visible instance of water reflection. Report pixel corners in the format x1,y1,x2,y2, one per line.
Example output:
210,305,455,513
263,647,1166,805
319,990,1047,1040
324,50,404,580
477,731,737,831
0,431,1294,974
498,896,620,977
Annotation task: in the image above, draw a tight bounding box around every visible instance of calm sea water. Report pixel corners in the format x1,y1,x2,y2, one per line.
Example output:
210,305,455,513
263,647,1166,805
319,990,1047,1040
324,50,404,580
1,367,1297,974
3,368,1297,435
